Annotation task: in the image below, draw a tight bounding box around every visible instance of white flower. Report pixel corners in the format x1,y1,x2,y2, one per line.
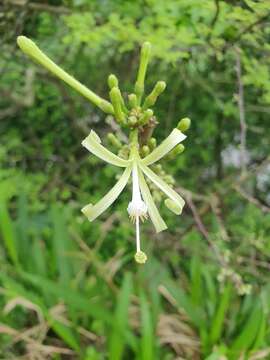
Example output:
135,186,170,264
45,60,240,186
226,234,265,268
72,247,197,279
81,128,186,262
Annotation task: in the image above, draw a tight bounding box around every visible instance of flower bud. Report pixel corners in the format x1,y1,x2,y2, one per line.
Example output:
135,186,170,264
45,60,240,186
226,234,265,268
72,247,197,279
128,116,138,127
100,100,114,114
177,117,191,132
166,144,185,160
141,145,150,157
139,109,153,125
148,137,157,150
128,93,138,109
108,74,118,89
107,133,122,149
143,81,166,109
135,42,152,103
110,87,126,124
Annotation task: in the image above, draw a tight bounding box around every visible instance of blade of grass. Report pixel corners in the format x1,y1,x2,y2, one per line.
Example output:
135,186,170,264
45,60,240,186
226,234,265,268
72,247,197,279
139,291,154,360
108,272,133,360
190,255,202,306
51,204,73,285
230,300,263,359
164,279,204,329
16,192,30,269
209,283,232,345
0,201,20,269
19,271,112,323
49,318,81,353
31,238,47,277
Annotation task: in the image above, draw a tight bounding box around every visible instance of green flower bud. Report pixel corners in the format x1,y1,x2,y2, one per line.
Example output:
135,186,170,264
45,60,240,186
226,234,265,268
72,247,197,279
135,42,152,104
166,144,185,160
128,93,138,109
128,116,138,127
143,81,166,109
109,87,126,124
135,251,147,264
107,133,122,149
108,74,119,89
148,137,157,150
141,145,150,157
177,117,191,132
17,36,114,114
139,109,153,125
100,100,114,114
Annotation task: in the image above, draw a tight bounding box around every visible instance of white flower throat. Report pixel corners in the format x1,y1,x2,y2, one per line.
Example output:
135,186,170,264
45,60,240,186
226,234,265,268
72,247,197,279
127,163,148,255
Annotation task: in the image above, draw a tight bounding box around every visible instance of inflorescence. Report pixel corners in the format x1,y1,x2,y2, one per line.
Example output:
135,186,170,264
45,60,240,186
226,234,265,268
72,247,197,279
17,37,191,264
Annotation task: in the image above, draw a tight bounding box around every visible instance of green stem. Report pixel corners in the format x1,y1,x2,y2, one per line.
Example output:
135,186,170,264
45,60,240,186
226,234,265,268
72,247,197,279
129,128,139,158
17,36,114,114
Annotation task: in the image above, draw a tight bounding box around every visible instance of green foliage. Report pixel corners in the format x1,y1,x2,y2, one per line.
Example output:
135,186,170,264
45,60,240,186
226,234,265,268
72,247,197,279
1,0,270,358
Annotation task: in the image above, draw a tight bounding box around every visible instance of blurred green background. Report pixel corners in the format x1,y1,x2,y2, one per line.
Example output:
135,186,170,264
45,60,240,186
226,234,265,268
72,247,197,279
1,1,270,359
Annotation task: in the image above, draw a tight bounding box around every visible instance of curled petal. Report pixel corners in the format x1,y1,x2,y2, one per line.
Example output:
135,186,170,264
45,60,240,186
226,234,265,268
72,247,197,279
139,162,185,213
82,130,130,167
82,165,132,221
164,198,182,215
142,128,186,166
138,168,167,233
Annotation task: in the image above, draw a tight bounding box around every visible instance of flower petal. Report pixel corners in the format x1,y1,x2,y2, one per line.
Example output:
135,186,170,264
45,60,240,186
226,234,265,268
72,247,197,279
82,130,130,167
142,128,186,166
139,162,185,213
138,168,167,233
164,198,182,215
82,165,132,221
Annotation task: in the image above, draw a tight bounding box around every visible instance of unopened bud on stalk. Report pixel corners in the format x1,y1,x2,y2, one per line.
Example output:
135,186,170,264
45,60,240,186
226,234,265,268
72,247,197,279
148,137,157,150
141,145,150,157
128,116,138,127
110,87,126,124
143,81,166,109
166,144,185,160
17,36,115,114
128,93,138,109
100,100,115,114
107,133,122,149
108,74,119,89
139,109,153,125
177,117,191,132
135,42,151,103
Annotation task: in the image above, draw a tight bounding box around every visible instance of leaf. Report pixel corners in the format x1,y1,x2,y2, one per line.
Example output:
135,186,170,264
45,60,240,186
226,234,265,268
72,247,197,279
108,272,133,359
19,271,113,323
139,291,154,360
209,283,232,345
49,319,81,352
51,204,73,285
230,300,263,359
0,200,19,268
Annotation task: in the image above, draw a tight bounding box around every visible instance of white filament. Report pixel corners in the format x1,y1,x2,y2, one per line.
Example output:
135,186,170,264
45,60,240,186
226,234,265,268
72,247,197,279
136,216,140,252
